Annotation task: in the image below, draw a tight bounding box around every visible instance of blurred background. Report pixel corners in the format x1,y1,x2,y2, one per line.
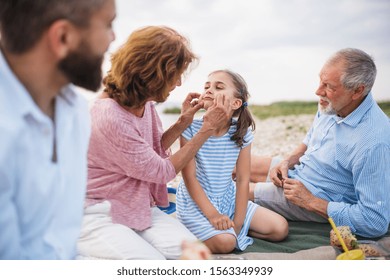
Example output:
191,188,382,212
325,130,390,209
82,0,390,106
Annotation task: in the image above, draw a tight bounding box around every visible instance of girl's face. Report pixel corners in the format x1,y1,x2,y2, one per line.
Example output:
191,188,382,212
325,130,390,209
200,72,242,111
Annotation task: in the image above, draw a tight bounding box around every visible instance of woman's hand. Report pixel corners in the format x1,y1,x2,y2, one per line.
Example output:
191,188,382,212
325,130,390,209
202,94,231,132
180,240,211,260
179,92,204,128
208,212,235,231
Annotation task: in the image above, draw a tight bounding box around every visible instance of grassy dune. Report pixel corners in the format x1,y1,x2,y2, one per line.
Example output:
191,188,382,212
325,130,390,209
250,101,390,120
163,101,390,120
249,101,318,120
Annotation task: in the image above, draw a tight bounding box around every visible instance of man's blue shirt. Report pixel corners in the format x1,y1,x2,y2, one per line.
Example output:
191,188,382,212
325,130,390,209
0,50,90,259
290,93,390,237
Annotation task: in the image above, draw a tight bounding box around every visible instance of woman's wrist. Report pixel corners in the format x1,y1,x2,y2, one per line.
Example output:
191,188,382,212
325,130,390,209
175,115,188,131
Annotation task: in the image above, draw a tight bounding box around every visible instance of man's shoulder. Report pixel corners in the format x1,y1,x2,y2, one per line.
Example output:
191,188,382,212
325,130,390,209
361,104,390,137
349,106,390,153
366,102,390,123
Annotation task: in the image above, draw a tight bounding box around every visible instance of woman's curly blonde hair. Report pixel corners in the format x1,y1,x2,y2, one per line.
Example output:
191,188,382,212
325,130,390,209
103,26,198,108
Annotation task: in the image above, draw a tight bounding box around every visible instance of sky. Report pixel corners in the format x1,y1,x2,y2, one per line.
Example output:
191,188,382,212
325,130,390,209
98,0,390,105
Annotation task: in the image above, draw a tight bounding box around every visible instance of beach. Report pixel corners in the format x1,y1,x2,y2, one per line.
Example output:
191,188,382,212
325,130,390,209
251,114,314,157
163,113,315,187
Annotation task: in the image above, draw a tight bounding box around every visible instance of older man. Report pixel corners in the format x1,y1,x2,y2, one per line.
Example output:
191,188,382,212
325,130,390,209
251,48,390,238
0,0,116,259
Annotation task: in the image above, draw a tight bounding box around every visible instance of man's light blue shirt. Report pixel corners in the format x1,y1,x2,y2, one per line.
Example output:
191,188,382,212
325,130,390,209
0,50,90,259
289,93,390,237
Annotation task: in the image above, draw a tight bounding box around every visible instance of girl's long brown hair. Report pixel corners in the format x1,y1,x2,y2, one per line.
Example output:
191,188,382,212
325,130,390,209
103,26,198,108
210,70,256,148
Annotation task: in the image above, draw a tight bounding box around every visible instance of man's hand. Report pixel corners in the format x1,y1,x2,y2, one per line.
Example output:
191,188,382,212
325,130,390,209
269,160,289,187
282,178,314,209
283,178,329,218
202,94,231,132
180,92,204,127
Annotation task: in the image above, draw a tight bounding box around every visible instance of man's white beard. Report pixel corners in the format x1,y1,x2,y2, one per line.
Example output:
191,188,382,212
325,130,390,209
318,102,336,115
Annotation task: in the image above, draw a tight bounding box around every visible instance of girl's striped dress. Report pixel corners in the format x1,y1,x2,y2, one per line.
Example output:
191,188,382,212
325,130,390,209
176,118,258,250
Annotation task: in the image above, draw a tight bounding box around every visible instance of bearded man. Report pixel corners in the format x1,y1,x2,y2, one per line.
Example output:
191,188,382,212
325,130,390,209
0,0,116,259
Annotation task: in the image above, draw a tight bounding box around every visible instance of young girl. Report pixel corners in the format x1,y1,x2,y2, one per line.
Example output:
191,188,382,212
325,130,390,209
176,70,288,254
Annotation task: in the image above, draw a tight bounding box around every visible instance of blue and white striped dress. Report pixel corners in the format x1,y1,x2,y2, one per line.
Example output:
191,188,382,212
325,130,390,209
176,118,258,251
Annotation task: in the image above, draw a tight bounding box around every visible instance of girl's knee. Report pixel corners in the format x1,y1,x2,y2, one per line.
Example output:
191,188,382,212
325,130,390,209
272,217,289,241
205,234,236,254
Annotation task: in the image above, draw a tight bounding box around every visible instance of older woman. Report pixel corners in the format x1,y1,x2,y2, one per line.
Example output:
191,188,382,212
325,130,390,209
77,26,230,260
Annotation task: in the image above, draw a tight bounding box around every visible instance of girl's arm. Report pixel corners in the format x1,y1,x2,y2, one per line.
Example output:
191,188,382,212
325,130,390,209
180,136,234,231
233,144,251,235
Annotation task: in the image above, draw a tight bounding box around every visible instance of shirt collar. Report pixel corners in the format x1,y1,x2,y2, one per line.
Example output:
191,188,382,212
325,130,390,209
0,49,77,121
59,84,78,106
332,93,374,127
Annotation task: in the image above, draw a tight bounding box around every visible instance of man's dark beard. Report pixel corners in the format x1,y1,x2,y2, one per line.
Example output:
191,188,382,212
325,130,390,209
58,41,104,92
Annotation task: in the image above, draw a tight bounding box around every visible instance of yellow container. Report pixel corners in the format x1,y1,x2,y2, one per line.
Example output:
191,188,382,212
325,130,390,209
336,249,365,260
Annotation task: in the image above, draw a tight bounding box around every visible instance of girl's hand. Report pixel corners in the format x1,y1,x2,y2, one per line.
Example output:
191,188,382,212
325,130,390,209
208,213,235,231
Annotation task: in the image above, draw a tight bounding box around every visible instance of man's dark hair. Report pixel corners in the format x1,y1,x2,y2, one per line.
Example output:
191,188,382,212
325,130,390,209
0,0,106,53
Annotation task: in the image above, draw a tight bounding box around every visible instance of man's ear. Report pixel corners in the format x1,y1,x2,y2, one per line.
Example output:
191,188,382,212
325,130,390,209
46,20,80,59
352,85,365,100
